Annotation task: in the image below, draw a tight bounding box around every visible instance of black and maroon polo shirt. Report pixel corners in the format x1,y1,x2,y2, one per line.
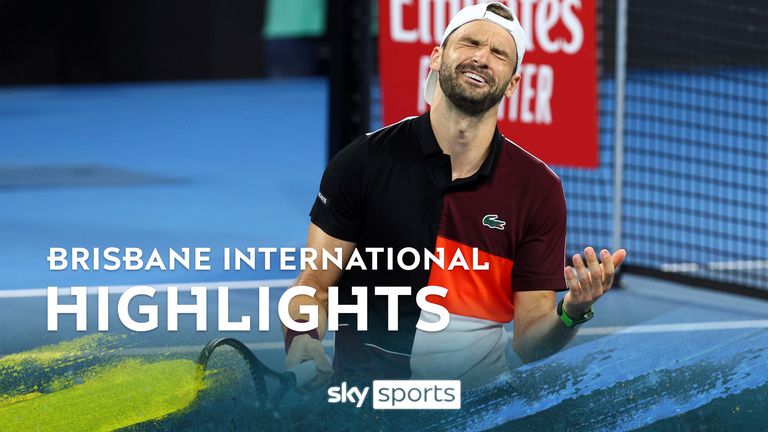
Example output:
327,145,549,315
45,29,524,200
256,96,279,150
309,112,566,382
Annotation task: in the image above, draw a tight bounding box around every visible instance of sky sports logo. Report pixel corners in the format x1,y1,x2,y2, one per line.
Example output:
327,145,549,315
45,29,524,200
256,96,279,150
327,380,461,409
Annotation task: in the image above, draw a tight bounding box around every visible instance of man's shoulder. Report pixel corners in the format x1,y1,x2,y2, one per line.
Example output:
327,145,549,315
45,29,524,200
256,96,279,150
362,116,419,148
329,116,419,170
498,136,561,186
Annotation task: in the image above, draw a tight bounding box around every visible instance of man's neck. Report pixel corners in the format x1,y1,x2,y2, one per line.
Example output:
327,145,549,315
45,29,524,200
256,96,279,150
429,98,498,181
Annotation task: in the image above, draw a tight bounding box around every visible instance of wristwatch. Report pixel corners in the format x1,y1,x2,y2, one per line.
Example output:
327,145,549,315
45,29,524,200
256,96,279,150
557,298,594,328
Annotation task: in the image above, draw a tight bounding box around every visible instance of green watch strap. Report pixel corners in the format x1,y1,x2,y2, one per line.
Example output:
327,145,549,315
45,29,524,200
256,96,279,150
557,298,594,328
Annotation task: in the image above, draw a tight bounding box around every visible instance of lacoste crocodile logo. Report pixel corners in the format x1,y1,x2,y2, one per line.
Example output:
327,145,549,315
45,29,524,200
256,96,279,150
482,214,506,230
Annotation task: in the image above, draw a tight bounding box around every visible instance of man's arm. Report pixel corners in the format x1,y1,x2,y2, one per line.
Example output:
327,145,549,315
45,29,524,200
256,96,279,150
512,247,626,363
283,222,356,388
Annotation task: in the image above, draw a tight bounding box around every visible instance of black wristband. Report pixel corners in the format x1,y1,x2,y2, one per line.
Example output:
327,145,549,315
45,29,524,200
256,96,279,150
284,319,320,353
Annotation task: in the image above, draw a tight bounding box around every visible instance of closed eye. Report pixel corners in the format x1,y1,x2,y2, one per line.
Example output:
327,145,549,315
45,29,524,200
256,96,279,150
459,37,481,47
491,48,510,61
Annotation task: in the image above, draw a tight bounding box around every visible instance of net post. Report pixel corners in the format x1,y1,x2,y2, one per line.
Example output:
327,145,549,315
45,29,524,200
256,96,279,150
326,0,372,161
612,0,628,254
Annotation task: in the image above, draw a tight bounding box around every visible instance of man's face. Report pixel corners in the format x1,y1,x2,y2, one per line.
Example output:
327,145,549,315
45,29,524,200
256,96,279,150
436,20,518,116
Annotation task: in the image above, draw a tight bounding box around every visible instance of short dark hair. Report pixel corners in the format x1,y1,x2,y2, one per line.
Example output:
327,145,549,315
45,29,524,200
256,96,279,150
486,3,514,22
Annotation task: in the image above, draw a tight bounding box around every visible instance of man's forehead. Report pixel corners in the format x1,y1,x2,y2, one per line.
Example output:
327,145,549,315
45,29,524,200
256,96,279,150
445,20,517,50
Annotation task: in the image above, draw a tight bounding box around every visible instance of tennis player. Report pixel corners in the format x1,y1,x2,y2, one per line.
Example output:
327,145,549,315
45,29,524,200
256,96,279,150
284,2,626,388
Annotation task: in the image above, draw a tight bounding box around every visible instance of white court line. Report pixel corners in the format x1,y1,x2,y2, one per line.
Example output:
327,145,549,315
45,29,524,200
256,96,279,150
0,340,335,360
709,260,768,271
576,319,768,336
660,259,768,273
4,321,767,358
0,279,296,299
109,320,768,356
659,262,701,272
121,339,335,356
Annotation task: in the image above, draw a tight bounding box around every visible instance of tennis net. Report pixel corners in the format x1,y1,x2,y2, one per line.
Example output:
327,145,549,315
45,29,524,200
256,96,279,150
367,0,767,293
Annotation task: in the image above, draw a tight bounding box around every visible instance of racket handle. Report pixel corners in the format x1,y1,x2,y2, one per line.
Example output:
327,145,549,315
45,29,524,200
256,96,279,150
287,360,318,388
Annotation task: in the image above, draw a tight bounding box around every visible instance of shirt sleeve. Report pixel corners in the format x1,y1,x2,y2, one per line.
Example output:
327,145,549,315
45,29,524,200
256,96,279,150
309,137,367,242
512,179,568,292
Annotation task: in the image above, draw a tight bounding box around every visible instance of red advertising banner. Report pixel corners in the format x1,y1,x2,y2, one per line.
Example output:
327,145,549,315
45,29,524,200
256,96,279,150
379,0,598,168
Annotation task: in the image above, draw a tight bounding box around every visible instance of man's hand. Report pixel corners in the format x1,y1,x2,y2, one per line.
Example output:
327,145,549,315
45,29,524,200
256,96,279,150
563,247,627,317
285,334,333,391
282,223,354,390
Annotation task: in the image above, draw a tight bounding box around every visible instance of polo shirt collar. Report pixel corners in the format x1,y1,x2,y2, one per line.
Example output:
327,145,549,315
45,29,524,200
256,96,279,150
413,111,503,179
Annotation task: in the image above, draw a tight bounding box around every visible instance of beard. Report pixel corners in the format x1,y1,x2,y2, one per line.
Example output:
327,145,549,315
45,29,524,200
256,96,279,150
438,57,510,116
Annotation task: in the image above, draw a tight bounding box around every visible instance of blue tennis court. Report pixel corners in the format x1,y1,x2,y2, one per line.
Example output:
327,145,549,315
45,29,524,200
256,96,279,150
1,78,767,430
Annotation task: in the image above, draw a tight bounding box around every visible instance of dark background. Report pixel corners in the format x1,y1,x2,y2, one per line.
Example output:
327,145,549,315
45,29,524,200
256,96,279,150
1,0,765,86
0,0,323,84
